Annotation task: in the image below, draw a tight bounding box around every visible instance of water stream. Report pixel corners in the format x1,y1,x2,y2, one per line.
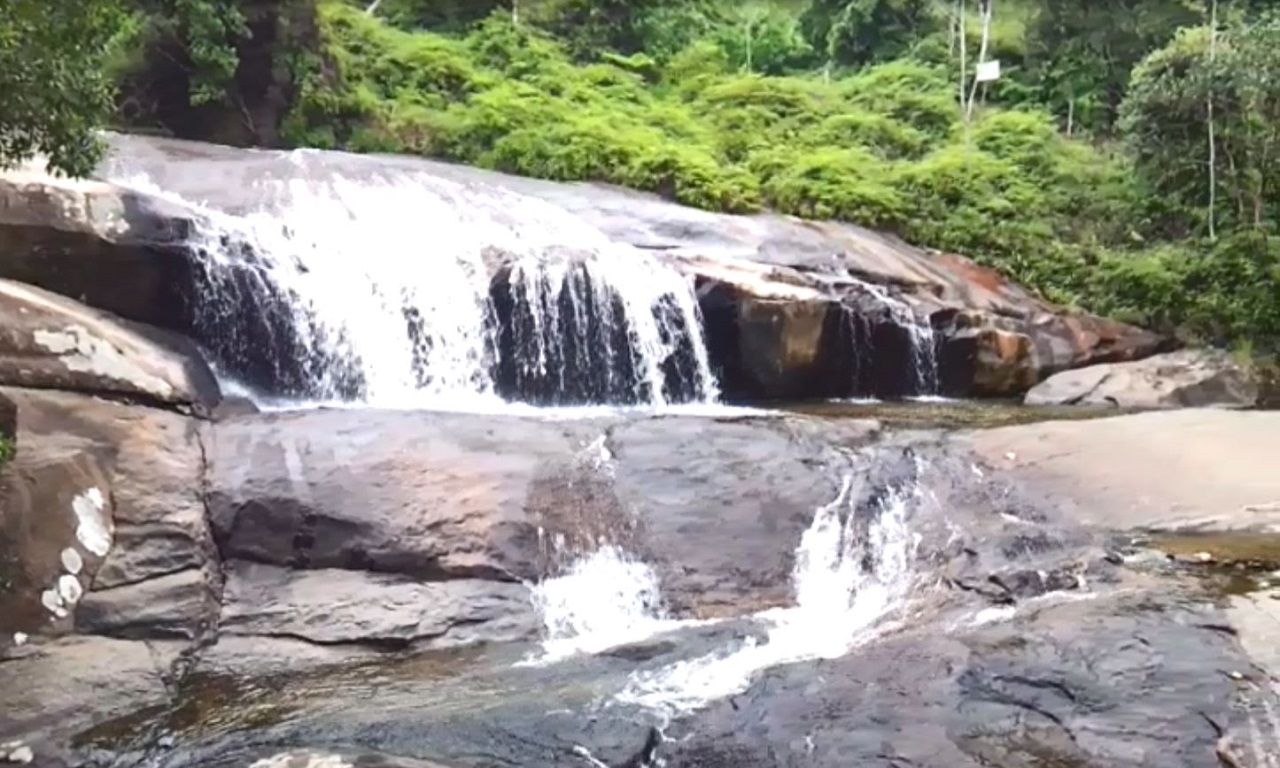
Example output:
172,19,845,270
106,164,719,410
525,467,923,716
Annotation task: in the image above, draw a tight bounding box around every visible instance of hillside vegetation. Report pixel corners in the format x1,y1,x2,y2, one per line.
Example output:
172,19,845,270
2,0,1277,355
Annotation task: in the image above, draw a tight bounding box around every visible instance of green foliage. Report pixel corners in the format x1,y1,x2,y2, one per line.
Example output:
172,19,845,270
801,0,940,66
278,2,1280,352
1121,15,1280,236
0,0,127,176
0,435,13,467
3,0,1257,353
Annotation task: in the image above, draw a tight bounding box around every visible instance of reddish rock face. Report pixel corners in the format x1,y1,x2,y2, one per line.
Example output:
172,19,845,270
2,136,1170,402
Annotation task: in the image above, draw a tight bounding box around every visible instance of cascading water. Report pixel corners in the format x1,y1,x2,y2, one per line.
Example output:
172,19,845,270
105,159,718,410
524,545,683,664
851,279,941,397
519,467,922,714
613,473,920,715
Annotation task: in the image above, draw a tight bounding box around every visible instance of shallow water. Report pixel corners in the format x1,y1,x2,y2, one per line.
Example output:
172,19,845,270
776,397,1135,430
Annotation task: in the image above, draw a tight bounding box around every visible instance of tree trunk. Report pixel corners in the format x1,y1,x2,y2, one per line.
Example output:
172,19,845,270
966,0,993,122
1207,0,1218,240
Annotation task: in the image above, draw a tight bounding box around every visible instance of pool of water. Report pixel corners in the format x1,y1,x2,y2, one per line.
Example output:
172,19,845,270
774,397,1137,430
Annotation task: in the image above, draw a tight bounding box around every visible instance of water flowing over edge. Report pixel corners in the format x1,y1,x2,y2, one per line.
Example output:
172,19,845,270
105,164,721,411
614,473,921,716
522,468,923,716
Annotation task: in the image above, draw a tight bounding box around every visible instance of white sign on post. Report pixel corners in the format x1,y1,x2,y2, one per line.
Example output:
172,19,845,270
975,60,1001,83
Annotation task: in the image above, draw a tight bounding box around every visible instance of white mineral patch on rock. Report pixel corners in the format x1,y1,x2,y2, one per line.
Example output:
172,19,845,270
6,745,34,764
32,325,175,398
12,632,27,646
60,547,83,575
40,588,62,614
73,487,111,557
57,574,83,605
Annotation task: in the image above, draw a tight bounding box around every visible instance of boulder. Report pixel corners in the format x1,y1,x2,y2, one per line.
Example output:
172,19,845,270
1,387,219,639
94,133,1169,402
0,437,113,645
1025,348,1259,409
207,407,882,624
0,279,222,410
205,408,581,583
219,562,536,648
0,164,200,331
661,592,1256,768
0,636,184,755
0,163,328,400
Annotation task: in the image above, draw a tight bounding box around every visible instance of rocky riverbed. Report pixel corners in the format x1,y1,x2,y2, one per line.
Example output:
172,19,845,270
1,137,1276,768
3,389,1279,768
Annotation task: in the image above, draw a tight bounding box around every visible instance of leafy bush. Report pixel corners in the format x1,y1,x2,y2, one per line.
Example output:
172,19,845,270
273,1,1273,353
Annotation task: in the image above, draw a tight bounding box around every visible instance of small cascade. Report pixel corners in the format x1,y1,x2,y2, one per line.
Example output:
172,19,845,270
492,251,716,407
524,545,682,664
105,163,718,410
850,280,940,398
615,472,920,715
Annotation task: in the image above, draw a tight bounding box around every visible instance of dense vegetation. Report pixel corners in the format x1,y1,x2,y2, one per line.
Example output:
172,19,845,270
2,0,1277,355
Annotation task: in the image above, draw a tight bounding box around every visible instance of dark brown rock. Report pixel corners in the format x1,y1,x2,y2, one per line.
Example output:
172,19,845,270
0,436,113,644
205,408,582,583
1,387,219,638
0,278,221,410
0,636,183,751
219,562,535,648
0,167,201,334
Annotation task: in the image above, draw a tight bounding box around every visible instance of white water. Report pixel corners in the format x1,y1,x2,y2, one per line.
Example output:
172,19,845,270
614,475,920,715
520,472,921,713
106,163,718,410
523,546,694,664
852,279,940,395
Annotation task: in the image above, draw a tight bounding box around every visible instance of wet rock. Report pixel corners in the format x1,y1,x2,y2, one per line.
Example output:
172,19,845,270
0,166,200,336
246,752,454,768
205,408,584,582
0,161,348,401
1025,348,1259,409
1,388,219,638
936,307,1169,398
95,133,1167,401
0,435,113,642
487,257,710,406
218,562,535,648
696,273,922,401
206,407,883,621
660,592,1264,767
76,570,213,640
0,279,221,411
0,636,182,752
607,415,881,616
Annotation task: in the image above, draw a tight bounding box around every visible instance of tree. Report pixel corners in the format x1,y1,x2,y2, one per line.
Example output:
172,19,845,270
1120,12,1280,235
801,0,938,68
1022,0,1200,135
0,0,127,176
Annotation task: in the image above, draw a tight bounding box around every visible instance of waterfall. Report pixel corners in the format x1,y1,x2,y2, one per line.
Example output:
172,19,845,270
613,474,920,715
520,469,921,713
105,163,718,410
850,279,940,397
523,545,685,664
